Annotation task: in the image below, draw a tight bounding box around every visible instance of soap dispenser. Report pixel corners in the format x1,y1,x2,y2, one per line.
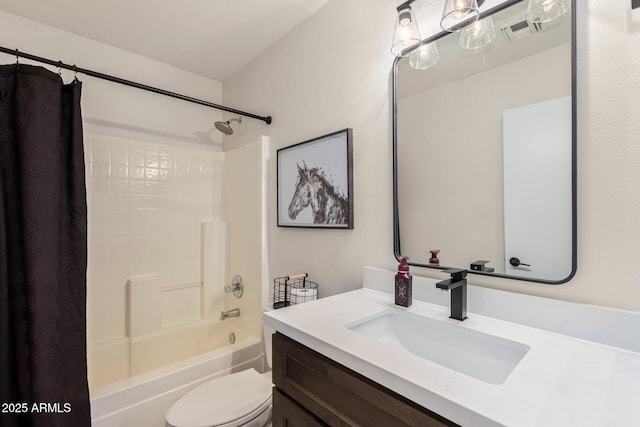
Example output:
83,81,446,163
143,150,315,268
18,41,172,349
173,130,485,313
429,250,440,265
395,256,412,307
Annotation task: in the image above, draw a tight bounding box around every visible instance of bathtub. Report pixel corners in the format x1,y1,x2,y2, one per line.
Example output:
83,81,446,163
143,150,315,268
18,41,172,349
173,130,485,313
90,324,263,427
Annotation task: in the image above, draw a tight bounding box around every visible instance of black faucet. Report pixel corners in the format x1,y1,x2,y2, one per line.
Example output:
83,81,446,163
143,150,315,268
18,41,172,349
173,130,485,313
436,268,468,321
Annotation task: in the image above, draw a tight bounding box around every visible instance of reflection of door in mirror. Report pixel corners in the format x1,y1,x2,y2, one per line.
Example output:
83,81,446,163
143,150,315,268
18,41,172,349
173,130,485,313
395,0,575,283
503,97,572,280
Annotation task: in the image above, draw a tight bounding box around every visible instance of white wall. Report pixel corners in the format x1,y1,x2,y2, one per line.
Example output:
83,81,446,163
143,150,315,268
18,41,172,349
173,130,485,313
223,0,396,299
223,0,640,312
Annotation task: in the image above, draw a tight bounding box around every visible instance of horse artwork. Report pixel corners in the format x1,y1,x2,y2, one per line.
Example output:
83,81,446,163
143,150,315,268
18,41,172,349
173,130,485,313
288,162,349,225
277,128,353,228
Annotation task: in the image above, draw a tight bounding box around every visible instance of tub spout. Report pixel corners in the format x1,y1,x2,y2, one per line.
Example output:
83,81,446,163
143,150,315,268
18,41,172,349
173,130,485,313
220,308,240,320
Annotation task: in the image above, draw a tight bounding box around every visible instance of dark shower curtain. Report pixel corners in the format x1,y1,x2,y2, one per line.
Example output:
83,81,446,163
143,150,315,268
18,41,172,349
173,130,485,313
0,64,90,426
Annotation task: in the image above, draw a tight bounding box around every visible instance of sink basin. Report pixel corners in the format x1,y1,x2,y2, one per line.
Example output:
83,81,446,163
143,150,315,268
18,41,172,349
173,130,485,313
346,310,529,384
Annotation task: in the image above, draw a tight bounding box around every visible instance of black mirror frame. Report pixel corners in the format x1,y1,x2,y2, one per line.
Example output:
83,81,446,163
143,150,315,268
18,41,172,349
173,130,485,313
392,0,577,284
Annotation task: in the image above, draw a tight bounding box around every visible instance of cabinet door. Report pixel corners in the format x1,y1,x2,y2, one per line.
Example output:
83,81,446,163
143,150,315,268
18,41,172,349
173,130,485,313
272,333,457,427
273,387,326,427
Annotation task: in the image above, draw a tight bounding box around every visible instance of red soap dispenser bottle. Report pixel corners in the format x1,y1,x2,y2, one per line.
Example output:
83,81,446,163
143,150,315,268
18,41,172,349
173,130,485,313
429,250,440,265
395,256,412,307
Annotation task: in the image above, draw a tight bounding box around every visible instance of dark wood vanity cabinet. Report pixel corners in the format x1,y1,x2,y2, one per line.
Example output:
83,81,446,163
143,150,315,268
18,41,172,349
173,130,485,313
272,332,458,427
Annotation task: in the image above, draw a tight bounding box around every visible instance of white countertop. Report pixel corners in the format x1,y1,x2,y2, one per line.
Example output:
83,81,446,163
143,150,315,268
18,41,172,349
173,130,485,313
264,286,640,426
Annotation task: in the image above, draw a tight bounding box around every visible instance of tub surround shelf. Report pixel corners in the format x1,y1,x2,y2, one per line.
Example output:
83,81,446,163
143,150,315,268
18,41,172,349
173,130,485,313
264,270,640,426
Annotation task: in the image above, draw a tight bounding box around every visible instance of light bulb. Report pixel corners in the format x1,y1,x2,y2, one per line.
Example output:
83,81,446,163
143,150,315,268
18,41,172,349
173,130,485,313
409,42,440,69
526,0,569,23
391,6,422,57
459,16,496,49
399,9,412,26
441,0,480,32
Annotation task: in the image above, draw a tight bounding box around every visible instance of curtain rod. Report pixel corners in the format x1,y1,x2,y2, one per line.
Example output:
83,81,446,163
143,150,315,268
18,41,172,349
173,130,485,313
0,46,272,125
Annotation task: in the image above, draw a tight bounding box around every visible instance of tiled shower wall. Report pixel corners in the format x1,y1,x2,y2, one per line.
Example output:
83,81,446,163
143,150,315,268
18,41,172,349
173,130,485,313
83,133,223,344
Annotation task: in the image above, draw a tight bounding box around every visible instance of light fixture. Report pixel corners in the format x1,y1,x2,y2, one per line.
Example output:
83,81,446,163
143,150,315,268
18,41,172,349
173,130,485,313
391,3,422,57
525,0,569,23
441,0,480,32
459,16,496,49
409,42,440,69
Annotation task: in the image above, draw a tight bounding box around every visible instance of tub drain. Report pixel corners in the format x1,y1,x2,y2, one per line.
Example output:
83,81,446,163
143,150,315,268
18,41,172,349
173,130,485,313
229,332,236,344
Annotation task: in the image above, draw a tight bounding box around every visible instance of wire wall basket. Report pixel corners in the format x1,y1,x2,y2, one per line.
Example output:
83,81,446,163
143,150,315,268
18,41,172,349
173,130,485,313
273,273,319,309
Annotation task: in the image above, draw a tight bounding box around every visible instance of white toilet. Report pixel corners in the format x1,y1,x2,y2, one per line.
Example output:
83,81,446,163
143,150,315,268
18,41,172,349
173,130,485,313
166,321,275,427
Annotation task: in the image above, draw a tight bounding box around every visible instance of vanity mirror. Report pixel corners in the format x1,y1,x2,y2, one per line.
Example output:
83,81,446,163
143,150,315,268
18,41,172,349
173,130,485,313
393,0,576,283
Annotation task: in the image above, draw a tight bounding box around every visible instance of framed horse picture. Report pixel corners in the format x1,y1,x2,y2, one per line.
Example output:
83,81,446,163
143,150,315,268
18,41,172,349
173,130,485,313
277,129,353,229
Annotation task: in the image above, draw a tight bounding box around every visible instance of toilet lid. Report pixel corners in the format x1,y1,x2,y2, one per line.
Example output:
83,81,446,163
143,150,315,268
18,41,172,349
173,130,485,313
166,368,272,427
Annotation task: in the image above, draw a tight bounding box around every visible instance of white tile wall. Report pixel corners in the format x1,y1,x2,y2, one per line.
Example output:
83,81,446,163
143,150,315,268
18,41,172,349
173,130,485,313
84,133,223,344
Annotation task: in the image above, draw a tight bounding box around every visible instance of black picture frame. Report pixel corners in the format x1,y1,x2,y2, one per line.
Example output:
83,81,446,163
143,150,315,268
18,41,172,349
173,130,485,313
277,129,353,229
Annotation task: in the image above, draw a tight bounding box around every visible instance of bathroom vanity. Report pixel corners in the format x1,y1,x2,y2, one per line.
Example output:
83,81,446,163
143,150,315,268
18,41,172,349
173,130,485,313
264,267,640,427
272,332,455,426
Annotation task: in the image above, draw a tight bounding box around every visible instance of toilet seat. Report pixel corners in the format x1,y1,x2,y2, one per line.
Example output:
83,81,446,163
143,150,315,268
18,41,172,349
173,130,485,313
166,368,273,427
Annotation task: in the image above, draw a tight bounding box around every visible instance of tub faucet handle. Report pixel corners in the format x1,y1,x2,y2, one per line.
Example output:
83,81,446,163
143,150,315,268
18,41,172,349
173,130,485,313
224,275,244,298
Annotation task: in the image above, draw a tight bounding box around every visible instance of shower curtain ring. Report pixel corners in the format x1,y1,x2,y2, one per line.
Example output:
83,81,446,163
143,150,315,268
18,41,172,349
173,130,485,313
72,65,78,82
15,49,19,68
57,61,63,76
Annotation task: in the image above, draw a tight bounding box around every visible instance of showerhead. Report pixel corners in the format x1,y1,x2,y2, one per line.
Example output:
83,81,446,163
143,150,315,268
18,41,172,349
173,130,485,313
214,117,242,136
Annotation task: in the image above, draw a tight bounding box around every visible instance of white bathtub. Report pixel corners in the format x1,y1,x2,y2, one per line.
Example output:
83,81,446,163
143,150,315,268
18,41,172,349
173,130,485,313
90,327,263,427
